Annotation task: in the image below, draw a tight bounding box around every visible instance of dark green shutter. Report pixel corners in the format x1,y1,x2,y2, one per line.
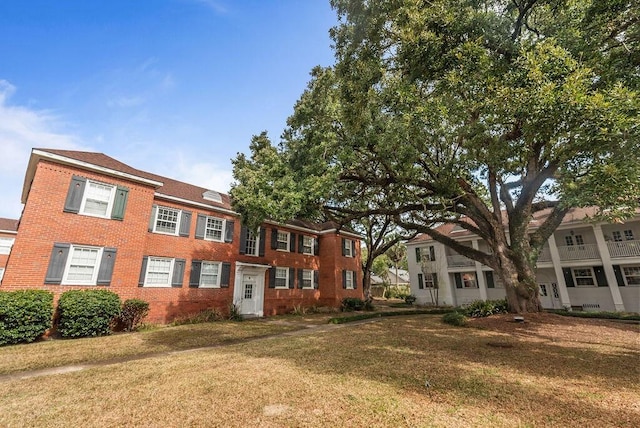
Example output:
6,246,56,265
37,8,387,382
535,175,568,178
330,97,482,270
298,269,303,289
415,247,421,263
454,273,463,288
271,228,278,249
594,266,608,287
63,176,86,213
190,260,202,287
314,238,319,255
562,268,575,287
179,211,191,237
96,247,117,285
289,267,295,289
429,246,435,261
110,186,129,220
195,214,206,239
613,265,625,286
351,240,356,257
432,272,438,288
314,270,319,289
220,262,231,288
418,273,424,289
269,267,276,288
239,225,247,254
485,271,495,288
289,233,296,252
352,271,357,289
148,205,157,232
44,243,70,284
341,238,347,256
259,228,266,256
342,270,347,289
224,220,234,243
172,259,185,287
298,235,304,253
138,256,148,286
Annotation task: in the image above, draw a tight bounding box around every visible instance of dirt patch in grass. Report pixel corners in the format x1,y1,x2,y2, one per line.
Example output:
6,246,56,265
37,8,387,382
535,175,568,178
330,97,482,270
0,314,638,427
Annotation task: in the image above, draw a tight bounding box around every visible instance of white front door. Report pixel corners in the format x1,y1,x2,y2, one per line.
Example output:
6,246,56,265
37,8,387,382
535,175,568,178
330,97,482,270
240,274,258,315
233,263,268,317
539,283,561,309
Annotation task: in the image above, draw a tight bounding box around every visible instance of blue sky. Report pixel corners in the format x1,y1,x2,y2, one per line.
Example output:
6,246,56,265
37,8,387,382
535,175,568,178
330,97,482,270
0,0,337,219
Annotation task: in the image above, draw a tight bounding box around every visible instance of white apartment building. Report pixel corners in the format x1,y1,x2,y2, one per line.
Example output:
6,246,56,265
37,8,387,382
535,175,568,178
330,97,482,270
407,208,640,313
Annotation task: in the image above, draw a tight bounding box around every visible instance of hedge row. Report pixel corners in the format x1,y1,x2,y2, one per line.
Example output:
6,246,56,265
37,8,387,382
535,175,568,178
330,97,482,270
0,290,150,346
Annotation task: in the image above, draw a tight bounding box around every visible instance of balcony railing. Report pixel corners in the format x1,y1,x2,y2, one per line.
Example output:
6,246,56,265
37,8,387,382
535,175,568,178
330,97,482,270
447,254,475,267
556,244,600,261
537,247,552,263
607,240,640,258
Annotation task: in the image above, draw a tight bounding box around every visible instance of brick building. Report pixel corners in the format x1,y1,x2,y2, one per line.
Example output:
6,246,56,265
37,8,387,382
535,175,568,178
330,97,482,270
1,149,362,322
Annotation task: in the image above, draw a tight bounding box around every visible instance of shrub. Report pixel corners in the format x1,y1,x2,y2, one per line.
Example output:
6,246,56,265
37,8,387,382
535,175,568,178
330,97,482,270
0,290,54,346
386,285,411,299
461,299,508,318
57,290,121,338
404,295,417,305
442,311,467,326
228,303,243,321
118,299,150,331
341,297,365,311
172,308,223,325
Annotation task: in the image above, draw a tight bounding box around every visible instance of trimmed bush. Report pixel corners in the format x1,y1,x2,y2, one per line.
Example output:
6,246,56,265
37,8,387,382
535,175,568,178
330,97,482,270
118,299,150,331
404,295,417,305
442,311,467,327
57,290,121,338
461,299,508,318
0,290,54,346
341,297,365,311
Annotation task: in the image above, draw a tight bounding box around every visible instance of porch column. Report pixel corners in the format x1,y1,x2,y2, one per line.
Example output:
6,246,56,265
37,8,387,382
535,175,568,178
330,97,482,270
472,240,488,301
593,224,626,311
547,234,572,309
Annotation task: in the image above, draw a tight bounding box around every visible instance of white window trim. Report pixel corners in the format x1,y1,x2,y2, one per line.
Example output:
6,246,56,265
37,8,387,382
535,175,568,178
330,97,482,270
153,206,182,236
245,227,260,256
78,180,117,219
344,239,353,258
204,216,226,242
345,270,355,289
572,267,596,287
622,266,640,286
301,269,314,289
275,267,289,288
277,231,290,252
144,257,175,288
423,273,436,288
0,237,15,255
199,261,222,288
0,267,4,283
302,236,314,255
61,245,103,286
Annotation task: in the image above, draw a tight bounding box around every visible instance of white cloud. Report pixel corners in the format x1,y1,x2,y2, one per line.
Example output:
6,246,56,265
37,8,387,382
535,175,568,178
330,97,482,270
0,80,85,218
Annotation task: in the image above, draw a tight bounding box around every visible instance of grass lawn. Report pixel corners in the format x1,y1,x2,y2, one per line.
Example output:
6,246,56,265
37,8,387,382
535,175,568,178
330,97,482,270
0,313,638,427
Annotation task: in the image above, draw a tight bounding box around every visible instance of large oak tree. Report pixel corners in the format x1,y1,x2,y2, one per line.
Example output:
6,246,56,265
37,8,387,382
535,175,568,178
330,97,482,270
231,0,639,312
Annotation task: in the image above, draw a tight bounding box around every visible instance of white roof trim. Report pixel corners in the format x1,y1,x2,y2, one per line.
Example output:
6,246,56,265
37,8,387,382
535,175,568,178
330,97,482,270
154,193,239,216
32,150,164,187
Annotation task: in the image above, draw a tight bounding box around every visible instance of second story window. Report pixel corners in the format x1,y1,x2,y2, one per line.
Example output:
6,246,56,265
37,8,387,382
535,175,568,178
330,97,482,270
64,175,129,220
80,181,115,217
205,217,224,241
302,236,314,255
277,231,290,251
0,237,15,255
342,238,354,258
155,207,180,234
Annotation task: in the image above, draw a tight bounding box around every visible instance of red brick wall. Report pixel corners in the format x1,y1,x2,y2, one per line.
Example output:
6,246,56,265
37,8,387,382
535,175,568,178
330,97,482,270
2,160,363,322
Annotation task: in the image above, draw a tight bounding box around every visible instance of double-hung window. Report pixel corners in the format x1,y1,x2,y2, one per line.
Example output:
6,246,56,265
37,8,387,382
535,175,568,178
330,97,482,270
302,236,314,255
154,207,181,235
0,237,14,255
80,181,116,217
275,267,289,288
200,262,221,288
344,270,355,289
245,228,259,256
301,269,313,289
45,243,117,286
63,245,102,285
205,217,224,241
572,268,595,286
343,238,354,258
622,266,640,285
277,231,290,251
145,257,174,286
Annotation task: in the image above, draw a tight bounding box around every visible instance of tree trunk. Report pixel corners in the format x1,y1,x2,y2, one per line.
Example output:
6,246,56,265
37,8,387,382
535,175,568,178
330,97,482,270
498,254,543,313
362,265,373,301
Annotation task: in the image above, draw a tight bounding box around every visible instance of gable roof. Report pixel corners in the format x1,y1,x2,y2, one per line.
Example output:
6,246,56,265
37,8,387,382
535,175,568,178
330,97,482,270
0,218,19,233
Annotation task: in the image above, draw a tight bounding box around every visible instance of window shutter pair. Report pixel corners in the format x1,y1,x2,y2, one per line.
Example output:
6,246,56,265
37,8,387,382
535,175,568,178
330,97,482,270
418,273,424,289
45,243,116,285
195,215,234,242
341,270,357,289
64,176,128,220
192,262,231,288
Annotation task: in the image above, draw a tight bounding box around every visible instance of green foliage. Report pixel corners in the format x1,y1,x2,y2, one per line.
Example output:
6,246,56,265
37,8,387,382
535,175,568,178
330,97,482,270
386,285,411,299
461,299,509,318
0,290,54,346
118,299,150,331
341,297,366,312
57,290,121,338
404,295,417,305
442,312,468,327
171,308,223,326
228,303,243,321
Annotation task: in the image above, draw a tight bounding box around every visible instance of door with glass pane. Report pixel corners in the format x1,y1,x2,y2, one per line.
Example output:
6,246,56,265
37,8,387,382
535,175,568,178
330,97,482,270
240,274,258,315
